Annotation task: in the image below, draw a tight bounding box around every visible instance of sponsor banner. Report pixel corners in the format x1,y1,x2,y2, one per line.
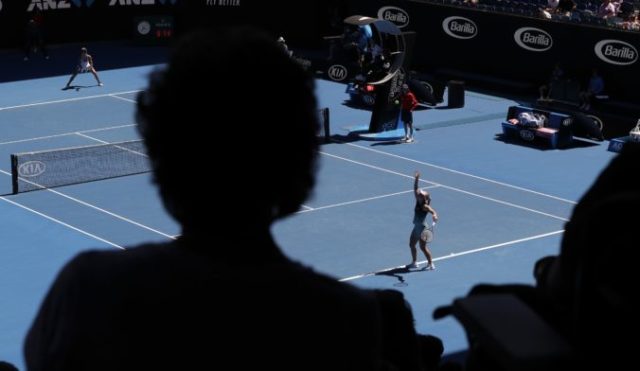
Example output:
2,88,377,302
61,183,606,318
594,39,637,66
514,27,552,52
442,16,477,39
377,6,409,28
205,0,241,6
345,0,639,103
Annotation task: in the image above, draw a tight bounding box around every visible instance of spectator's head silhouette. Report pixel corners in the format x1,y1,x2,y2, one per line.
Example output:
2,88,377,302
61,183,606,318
136,26,319,235
0,361,18,371
536,141,640,367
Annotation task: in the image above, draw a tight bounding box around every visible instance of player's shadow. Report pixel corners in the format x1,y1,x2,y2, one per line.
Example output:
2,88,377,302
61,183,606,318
61,84,97,91
371,139,406,146
375,266,423,287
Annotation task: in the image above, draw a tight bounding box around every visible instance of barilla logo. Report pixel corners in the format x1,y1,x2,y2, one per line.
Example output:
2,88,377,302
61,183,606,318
595,40,637,66
442,17,477,39
327,65,348,81
378,6,409,28
18,161,46,177
514,28,552,52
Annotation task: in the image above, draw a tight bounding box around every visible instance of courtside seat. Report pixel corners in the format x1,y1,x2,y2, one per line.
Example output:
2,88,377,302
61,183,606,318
501,105,572,148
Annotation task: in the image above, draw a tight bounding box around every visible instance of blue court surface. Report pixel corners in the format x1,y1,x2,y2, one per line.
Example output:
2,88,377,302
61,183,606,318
0,54,617,368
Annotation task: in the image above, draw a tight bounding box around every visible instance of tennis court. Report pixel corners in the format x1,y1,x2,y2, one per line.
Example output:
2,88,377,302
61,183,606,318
0,51,617,368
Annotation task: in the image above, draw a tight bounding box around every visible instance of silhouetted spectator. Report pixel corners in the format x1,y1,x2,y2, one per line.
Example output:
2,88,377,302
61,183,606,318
539,62,565,100
436,142,640,370
417,334,444,371
0,361,19,371
598,0,617,18
23,9,49,61
578,68,604,110
24,26,426,371
557,0,576,16
536,141,640,369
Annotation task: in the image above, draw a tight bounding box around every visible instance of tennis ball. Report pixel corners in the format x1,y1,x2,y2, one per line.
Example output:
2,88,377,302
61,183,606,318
394,99,399,105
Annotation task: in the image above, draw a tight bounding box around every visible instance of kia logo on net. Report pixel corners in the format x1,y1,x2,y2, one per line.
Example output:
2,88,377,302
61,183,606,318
442,17,477,39
18,161,46,177
595,39,637,65
377,6,410,28
514,27,552,52
327,65,348,81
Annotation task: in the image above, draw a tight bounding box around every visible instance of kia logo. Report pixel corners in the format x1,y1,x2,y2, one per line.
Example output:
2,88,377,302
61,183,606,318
18,161,46,177
514,27,552,52
442,17,477,39
519,130,535,141
378,6,410,28
587,115,604,130
594,39,637,66
327,65,348,81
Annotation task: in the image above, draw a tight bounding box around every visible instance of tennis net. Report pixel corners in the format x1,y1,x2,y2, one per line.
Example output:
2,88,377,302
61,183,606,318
11,140,150,194
10,109,329,194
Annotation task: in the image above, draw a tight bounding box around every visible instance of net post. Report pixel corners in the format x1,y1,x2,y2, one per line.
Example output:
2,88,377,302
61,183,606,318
10,154,18,194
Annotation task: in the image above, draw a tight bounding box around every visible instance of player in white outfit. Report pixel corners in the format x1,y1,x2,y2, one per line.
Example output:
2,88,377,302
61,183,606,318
64,47,103,89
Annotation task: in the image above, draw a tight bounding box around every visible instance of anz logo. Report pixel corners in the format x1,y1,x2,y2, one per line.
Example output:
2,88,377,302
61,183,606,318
442,17,477,40
327,65,348,81
18,161,46,178
28,0,95,11
377,6,410,28
595,39,637,66
514,27,552,52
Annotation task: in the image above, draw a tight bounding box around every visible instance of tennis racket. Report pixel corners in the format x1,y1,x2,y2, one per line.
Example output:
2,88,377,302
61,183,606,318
421,222,435,243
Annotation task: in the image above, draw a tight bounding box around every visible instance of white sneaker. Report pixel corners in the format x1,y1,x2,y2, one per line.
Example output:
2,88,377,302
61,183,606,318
406,137,414,143
406,262,419,269
98,82,104,87
426,263,435,270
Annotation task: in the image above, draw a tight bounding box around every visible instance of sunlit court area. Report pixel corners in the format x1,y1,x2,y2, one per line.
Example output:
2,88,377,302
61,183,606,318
1,1,639,370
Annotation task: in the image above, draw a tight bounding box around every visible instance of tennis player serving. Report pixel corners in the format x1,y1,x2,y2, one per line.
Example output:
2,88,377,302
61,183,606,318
407,171,438,270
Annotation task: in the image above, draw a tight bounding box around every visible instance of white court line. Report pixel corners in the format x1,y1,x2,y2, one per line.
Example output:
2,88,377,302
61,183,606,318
342,142,577,205
108,94,137,103
0,196,125,250
0,169,175,240
320,151,569,221
297,187,438,214
75,133,148,158
320,150,438,185
0,90,142,111
300,205,314,211
339,229,564,282
0,124,135,146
